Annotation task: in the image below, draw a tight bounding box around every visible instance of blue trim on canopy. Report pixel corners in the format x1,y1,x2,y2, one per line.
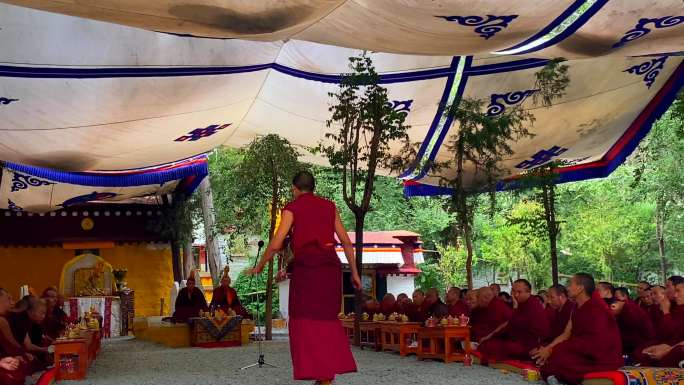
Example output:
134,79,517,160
494,0,607,55
2,158,209,188
0,62,455,84
466,58,549,76
398,56,462,178
404,62,684,197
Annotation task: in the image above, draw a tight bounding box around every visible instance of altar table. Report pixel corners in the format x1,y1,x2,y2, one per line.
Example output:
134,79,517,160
53,330,101,381
379,321,422,356
64,296,121,337
341,320,381,350
417,326,472,363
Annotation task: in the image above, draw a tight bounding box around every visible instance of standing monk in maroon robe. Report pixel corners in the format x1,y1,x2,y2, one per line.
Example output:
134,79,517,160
544,284,575,345
471,287,512,343
478,279,550,363
248,171,360,385
533,273,622,385
446,287,469,317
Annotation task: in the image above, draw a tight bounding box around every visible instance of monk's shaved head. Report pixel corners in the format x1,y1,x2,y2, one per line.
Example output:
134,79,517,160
292,170,315,192
477,287,495,307
572,273,596,297
465,289,479,309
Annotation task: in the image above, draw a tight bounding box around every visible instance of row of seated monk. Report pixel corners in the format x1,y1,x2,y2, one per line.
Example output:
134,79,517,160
361,274,684,385
0,286,69,385
171,275,252,323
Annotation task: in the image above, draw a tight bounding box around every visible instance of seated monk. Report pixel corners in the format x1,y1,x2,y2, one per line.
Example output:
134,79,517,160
597,281,615,303
362,297,381,318
641,340,684,368
636,281,651,309
614,287,630,302
425,288,447,317
648,285,669,327
489,283,501,297
379,293,398,317
639,286,654,311
172,276,208,323
544,284,575,344
446,287,469,317
471,287,512,343
209,275,250,318
7,296,50,372
498,291,513,308
395,293,411,315
41,287,67,341
635,280,684,367
478,279,550,363
665,275,684,301
0,288,29,385
533,273,622,385
407,289,427,322
609,297,654,357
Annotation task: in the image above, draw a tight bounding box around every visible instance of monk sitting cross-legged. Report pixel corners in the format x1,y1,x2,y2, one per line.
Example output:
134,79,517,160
533,273,622,385
478,279,550,364
0,288,29,385
470,287,512,344
209,274,250,319
379,293,399,317
609,296,655,357
172,276,208,323
544,284,576,345
635,279,684,367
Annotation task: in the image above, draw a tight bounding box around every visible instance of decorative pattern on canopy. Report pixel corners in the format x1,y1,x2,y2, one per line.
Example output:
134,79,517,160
0,156,208,212
0,1,683,198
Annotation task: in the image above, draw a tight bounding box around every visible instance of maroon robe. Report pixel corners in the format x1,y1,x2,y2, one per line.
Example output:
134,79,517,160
0,316,28,385
172,287,208,322
43,307,68,340
407,302,431,323
284,193,356,381
615,300,654,355
447,300,470,317
379,301,399,317
209,286,250,319
635,303,684,366
546,300,576,344
471,297,513,343
541,296,623,385
479,296,550,362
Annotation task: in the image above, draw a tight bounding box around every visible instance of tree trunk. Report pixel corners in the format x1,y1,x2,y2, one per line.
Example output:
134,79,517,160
544,184,560,285
463,217,474,290
656,202,667,284
183,240,195,279
199,177,220,284
353,214,365,346
170,241,183,283
264,168,279,341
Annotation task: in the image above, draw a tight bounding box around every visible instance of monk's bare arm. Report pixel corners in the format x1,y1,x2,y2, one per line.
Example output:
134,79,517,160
482,321,508,342
252,210,294,273
334,211,357,275
23,334,48,354
547,319,572,349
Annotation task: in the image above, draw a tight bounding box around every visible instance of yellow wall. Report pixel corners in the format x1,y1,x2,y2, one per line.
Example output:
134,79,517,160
0,243,173,317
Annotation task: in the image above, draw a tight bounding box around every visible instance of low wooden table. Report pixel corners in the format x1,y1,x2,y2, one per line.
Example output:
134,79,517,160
417,325,472,363
54,330,101,380
379,321,421,356
340,320,381,351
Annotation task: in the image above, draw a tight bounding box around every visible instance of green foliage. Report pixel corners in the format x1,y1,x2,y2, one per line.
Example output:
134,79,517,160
233,256,279,323
316,52,410,216
148,192,200,246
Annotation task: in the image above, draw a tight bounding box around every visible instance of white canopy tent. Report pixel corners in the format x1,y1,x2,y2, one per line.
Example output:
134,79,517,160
0,1,682,209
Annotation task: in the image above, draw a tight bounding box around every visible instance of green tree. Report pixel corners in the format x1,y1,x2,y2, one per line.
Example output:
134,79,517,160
317,52,410,344
211,135,302,340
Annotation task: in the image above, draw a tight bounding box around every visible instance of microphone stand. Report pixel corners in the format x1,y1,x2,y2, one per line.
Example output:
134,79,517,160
241,240,278,370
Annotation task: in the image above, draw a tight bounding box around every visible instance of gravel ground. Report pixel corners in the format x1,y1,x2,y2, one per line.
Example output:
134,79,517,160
70,338,542,385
